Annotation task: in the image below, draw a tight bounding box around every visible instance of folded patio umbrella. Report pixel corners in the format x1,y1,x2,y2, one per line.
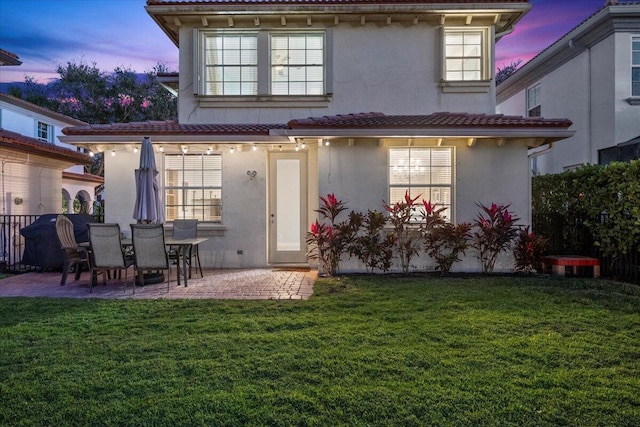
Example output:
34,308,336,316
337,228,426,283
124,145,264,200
133,137,165,224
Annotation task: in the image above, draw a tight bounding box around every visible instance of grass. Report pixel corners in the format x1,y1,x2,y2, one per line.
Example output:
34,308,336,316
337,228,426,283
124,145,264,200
0,275,638,426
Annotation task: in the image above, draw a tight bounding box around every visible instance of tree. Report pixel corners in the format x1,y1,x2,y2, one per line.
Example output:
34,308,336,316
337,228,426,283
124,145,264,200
495,59,522,85
8,60,178,176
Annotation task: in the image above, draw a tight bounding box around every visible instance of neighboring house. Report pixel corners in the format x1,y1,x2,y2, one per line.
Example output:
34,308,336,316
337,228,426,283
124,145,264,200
0,93,102,213
497,2,640,175
61,0,574,272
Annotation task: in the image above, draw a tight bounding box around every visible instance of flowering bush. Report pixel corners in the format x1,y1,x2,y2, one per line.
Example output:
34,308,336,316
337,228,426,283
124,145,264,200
383,191,422,273
471,203,520,273
513,226,548,273
306,194,350,276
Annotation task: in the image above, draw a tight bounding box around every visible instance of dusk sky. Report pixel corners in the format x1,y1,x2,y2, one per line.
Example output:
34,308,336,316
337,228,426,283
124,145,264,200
0,0,607,85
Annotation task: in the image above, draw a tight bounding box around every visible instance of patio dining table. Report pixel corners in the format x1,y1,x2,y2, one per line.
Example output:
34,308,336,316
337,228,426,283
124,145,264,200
82,236,208,287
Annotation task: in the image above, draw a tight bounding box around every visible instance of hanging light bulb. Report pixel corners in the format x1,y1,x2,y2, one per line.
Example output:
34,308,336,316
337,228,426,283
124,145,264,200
159,146,164,152
111,149,116,157
295,144,300,151
279,145,283,151
88,151,94,157
252,144,257,151
324,139,330,146
301,141,306,149
133,147,139,153
230,147,235,154
206,147,212,155
182,146,188,154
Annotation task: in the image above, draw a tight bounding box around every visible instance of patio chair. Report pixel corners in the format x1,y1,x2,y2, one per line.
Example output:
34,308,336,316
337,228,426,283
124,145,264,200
55,215,89,286
169,219,203,279
87,223,134,293
130,224,174,293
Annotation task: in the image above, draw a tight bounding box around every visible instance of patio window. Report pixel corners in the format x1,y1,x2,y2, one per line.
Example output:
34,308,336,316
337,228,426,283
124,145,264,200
197,30,327,97
389,148,454,221
633,37,640,97
527,84,541,117
37,121,53,143
164,154,222,223
443,28,489,82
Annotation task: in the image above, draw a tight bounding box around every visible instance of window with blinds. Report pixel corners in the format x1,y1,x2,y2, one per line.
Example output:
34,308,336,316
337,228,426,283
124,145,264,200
164,154,222,222
203,33,258,95
271,33,324,95
389,148,453,221
444,29,485,81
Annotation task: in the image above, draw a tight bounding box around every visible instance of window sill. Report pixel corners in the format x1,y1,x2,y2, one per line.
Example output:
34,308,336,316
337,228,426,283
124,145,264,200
166,223,227,235
439,80,491,93
196,94,332,108
626,97,640,106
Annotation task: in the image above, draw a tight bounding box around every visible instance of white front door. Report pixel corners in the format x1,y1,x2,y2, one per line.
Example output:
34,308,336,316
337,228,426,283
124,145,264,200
268,151,308,264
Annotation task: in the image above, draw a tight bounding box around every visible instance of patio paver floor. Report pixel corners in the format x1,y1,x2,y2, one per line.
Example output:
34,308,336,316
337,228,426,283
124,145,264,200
0,268,316,300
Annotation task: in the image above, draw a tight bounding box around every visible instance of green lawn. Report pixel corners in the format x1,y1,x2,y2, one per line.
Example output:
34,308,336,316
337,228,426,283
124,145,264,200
1,275,638,426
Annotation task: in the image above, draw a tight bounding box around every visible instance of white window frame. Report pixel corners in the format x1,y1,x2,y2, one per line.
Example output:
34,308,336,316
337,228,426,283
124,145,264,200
270,32,325,95
388,147,455,222
36,121,53,143
195,29,328,99
442,27,490,82
527,84,541,117
632,36,640,97
164,153,222,223
200,32,258,96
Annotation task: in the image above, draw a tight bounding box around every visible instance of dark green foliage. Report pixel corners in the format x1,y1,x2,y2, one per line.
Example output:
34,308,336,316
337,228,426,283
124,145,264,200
495,59,522,85
532,161,640,260
514,226,548,273
425,222,472,273
471,203,520,273
347,210,395,273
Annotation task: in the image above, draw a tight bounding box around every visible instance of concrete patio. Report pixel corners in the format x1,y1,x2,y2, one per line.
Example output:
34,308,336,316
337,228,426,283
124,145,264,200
0,268,316,300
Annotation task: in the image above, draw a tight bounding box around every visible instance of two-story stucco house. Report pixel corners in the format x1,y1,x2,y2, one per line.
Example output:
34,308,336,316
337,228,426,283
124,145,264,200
497,1,640,175
0,93,102,214
61,0,574,273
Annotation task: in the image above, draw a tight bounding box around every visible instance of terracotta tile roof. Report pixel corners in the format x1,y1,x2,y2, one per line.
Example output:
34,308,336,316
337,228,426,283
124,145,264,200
62,120,287,136
287,112,573,129
0,128,92,164
148,0,527,4
0,49,21,66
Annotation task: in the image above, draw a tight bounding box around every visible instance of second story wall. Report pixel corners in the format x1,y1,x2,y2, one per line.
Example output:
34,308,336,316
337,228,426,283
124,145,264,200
177,21,498,124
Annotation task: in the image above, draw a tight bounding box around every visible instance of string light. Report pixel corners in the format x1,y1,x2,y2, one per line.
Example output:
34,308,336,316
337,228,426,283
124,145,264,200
252,144,257,151
206,147,212,155
133,147,138,153
159,146,164,152
182,146,188,154
88,151,94,157
230,147,235,154
111,150,116,157
301,141,306,149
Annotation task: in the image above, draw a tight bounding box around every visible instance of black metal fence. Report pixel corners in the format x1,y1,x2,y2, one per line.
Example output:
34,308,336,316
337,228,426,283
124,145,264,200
532,213,640,284
0,213,104,274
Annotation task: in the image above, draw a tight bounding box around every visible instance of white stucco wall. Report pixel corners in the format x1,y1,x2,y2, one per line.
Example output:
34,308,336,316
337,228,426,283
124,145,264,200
176,22,497,125
0,159,64,216
498,32,640,175
317,139,529,273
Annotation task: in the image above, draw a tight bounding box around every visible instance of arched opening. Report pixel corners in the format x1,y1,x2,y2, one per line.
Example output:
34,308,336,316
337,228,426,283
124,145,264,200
61,188,72,214
74,190,93,214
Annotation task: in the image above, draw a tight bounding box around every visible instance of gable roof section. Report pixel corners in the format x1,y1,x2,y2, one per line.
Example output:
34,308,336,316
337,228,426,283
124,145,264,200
0,94,88,127
62,120,287,136
0,128,92,164
287,112,571,129
60,112,573,149
497,2,640,102
0,49,21,66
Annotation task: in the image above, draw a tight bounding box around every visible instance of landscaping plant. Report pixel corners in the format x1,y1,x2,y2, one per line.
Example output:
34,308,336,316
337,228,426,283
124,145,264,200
471,203,520,273
383,191,423,273
347,210,395,273
513,226,548,273
306,194,351,276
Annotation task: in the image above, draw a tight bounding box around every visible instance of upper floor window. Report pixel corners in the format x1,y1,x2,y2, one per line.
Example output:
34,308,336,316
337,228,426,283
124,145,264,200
164,154,222,223
443,29,488,82
271,33,324,95
527,84,541,117
632,37,640,97
203,33,258,95
37,121,53,143
198,30,326,97
389,147,454,221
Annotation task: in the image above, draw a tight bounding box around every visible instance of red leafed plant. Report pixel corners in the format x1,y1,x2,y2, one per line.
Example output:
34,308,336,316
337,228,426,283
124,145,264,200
471,203,520,273
383,191,422,273
306,194,352,276
513,226,548,273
